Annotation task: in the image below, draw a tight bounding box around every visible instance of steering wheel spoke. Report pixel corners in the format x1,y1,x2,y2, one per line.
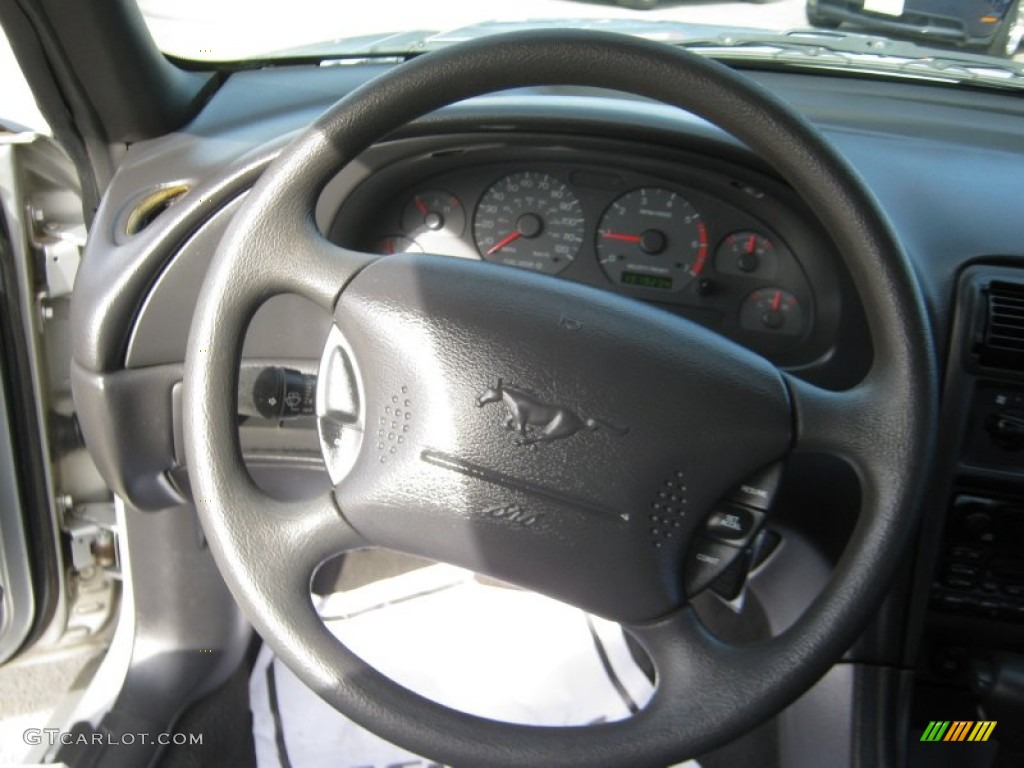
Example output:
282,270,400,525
242,212,378,312
784,372,880,464
783,368,930,528
198,489,364,604
277,229,379,312
628,605,721,684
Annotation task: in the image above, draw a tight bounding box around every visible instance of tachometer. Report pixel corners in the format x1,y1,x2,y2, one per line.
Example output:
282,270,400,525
473,172,584,274
596,187,707,292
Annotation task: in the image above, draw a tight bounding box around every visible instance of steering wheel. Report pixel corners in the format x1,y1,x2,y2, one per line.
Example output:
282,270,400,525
184,30,935,767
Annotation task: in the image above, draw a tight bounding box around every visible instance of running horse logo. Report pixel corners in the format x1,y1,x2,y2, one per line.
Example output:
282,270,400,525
476,379,628,446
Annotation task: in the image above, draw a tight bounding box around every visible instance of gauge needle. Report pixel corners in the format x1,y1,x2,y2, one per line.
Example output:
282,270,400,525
747,235,756,254
601,231,642,243
414,196,429,215
771,290,782,311
487,231,522,255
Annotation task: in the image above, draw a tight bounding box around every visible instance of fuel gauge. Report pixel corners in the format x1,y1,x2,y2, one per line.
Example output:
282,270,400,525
740,288,806,336
401,190,466,237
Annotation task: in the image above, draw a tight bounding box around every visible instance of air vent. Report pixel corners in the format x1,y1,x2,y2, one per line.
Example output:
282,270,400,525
978,281,1024,370
125,184,189,235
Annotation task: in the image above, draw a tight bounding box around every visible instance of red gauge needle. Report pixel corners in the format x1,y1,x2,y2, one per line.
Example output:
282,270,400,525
771,290,782,311
487,231,522,255
747,234,756,254
414,196,429,215
601,231,642,243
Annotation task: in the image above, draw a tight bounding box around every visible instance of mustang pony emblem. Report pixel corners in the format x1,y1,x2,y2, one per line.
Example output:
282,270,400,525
476,379,628,445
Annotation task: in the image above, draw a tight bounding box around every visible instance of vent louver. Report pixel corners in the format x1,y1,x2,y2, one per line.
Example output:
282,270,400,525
978,281,1024,371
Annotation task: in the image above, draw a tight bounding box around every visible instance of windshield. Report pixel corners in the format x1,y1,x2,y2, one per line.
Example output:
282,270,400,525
138,0,1024,87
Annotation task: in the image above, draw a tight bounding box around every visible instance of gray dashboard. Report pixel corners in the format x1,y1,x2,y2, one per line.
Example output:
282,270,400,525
63,55,1024,768
73,66,1024,380
69,62,1024,511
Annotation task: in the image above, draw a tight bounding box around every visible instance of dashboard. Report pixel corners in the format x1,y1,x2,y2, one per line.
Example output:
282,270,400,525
329,138,843,368
64,61,1024,767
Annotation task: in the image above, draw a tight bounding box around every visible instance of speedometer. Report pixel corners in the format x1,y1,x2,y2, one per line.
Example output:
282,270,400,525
473,172,584,275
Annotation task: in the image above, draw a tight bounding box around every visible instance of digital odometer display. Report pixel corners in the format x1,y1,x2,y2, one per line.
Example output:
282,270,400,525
622,271,673,290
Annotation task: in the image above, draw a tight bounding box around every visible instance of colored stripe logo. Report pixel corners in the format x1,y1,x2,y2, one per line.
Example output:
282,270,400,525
921,721,996,742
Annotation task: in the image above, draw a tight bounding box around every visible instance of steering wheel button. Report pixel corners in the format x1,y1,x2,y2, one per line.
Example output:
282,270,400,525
725,462,783,511
685,537,744,596
703,505,761,543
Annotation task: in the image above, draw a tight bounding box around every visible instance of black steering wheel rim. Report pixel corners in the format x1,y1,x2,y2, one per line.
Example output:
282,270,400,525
184,29,936,767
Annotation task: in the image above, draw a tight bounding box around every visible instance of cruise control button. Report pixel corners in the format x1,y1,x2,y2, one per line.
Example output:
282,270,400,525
685,537,743,596
725,463,783,511
703,504,762,544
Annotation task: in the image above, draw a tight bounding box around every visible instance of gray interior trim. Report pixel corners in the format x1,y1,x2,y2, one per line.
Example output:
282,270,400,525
778,663,855,768
55,501,250,768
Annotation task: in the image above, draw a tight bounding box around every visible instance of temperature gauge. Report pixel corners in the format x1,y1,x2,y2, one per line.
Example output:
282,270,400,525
740,288,806,336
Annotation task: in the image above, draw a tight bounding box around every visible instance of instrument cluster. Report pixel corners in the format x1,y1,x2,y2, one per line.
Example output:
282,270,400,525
333,153,835,365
